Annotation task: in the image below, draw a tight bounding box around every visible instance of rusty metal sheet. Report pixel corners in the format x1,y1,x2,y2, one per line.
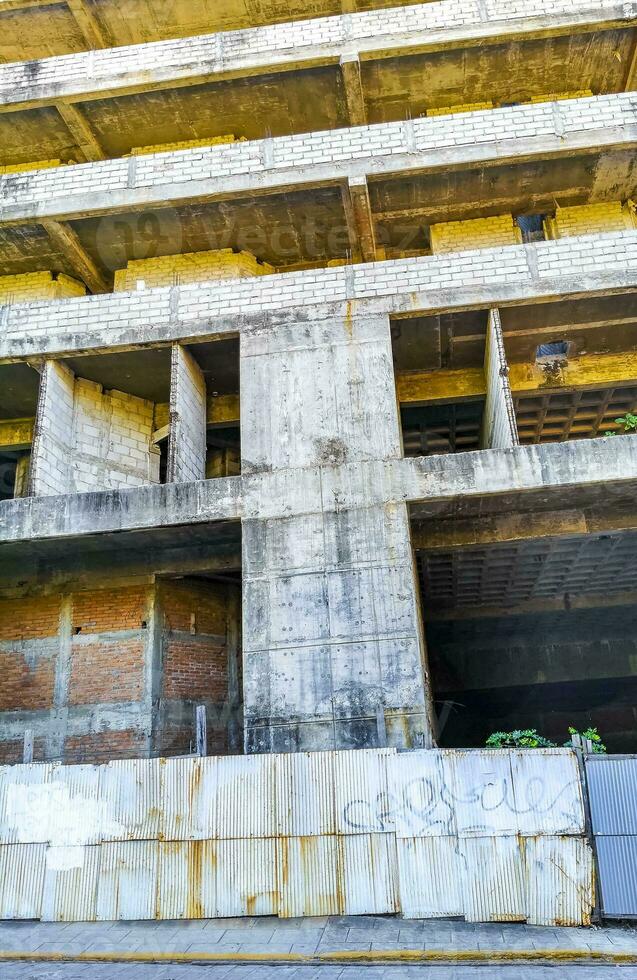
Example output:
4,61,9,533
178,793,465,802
462,836,526,922
276,751,335,837
454,751,517,838
511,749,584,836
41,846,100,922
338,833,398,915
396,836,464,919
525,836,593,927
156,840,207,919
160,757,204,841
278,836,339,918
100,758,161,842
215,754,276,840
0,764,52,844
0,844,46,919
334,749,395,835
389,750,457,838
215,839,278,917
96,841,159,921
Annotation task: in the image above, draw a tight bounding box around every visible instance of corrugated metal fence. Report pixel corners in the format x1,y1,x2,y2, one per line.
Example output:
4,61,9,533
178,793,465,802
586,755,637,917
0,748,593,924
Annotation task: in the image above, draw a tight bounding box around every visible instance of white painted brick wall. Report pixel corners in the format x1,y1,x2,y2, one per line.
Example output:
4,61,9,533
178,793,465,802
29,368,160,496
1,94,634,222
167,345,207,483
0,0,631,108
3,232,637,359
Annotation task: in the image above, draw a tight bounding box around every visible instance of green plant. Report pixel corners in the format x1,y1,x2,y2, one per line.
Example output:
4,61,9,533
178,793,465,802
605,413,637,437
566,726,607,754
486,729,556,749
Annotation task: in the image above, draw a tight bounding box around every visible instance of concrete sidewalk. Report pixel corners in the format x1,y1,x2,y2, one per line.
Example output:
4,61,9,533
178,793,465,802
1,917,637,966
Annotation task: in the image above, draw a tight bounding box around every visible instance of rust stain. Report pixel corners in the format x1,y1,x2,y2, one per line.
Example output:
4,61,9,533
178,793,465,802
187,840,204,919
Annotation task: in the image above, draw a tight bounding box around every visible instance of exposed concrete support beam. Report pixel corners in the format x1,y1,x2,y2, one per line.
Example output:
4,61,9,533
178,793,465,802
397,351,637,407
207,393,240,427
339,54,367,127
424,589,637,621
625,35,637,90
0,418,34,451
480,309,519,449
66,0,109,49
54,103,106,162
343,176,378,263
412,509,590,551
41,219,110,294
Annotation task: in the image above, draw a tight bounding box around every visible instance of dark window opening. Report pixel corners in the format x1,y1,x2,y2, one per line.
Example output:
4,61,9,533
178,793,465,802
516,213,546,244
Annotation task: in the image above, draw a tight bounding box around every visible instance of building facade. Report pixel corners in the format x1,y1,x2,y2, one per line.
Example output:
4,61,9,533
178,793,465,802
1,0,637,763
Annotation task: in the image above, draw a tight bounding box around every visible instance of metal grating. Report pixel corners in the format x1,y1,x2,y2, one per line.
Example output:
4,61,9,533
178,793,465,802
418,530,637,609
514,385,637,444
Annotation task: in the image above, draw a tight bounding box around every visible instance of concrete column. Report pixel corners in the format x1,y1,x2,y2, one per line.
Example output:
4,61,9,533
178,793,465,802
240,307,435,753
167,344,207,484
480,308,519,450
29,360,75,496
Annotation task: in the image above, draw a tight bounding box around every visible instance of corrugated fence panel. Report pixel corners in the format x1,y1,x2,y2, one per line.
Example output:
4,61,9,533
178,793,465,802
462,837,526,922
100,758,161,842
525,836,593,927
161,758,202,842
277,836,339,918
215,839,278,917
41,845,100,922
595,836,637,917
48,764,103,846
586,758,637,835
216,755,276,840
396,837,463,919
334,749,395,835
157,841,203,920
338,833,398,915
0,764,52,844
454,752,517,838
0,843,47,919
390,750,457,838
511,750,584,836
276,751,335,837
96,841,159,921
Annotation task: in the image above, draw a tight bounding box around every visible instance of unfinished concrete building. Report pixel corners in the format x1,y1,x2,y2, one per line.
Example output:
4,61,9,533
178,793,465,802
1,0,637,764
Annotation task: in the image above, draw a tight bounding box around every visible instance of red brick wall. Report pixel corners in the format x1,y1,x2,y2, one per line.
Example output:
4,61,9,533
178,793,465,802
163,637,227,701
0,738,46,765
160,579,227,635
0,596,60,641
0,654,55,711
72,587,149,634
64,730,148,764
69,639,146,706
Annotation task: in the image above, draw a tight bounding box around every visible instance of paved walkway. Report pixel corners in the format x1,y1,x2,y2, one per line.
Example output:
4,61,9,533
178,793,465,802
1,916,637,965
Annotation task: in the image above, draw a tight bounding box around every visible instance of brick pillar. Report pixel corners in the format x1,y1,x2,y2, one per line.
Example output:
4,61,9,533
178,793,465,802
240,307,435,753
29,360,75,496
167,344,207,484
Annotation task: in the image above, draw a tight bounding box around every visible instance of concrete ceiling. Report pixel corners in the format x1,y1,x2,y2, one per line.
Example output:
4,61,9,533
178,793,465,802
417,527,637,612
0,0,429,62
0,362,39,417
1,28,634,168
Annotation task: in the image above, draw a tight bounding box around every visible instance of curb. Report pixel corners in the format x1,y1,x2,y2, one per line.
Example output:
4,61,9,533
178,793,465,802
0,949,636,966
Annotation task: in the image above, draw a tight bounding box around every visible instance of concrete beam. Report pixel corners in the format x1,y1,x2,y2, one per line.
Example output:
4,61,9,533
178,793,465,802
54,103,107,162
207,393,240,427
0,418,34,451
65,0,109,50
41,219,110,294
424,589,637,621
2,436,637,544
0,1,632,112
339,54,367,127
412,509,590,551
397,350,637,407
343,176,378,263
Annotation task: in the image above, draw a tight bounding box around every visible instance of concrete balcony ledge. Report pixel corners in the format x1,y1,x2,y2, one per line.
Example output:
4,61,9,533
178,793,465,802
0,0,632,112
2,437,636,546
0,94,635,227
1,231,636,359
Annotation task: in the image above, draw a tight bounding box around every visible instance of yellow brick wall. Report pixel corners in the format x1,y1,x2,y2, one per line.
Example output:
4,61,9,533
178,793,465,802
0,160,60,174
530,90,593,103
114,249,274,291
430,214,523,254
129,136,242,156
0,271,86,303
427,102,494,116
545,201,636,239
